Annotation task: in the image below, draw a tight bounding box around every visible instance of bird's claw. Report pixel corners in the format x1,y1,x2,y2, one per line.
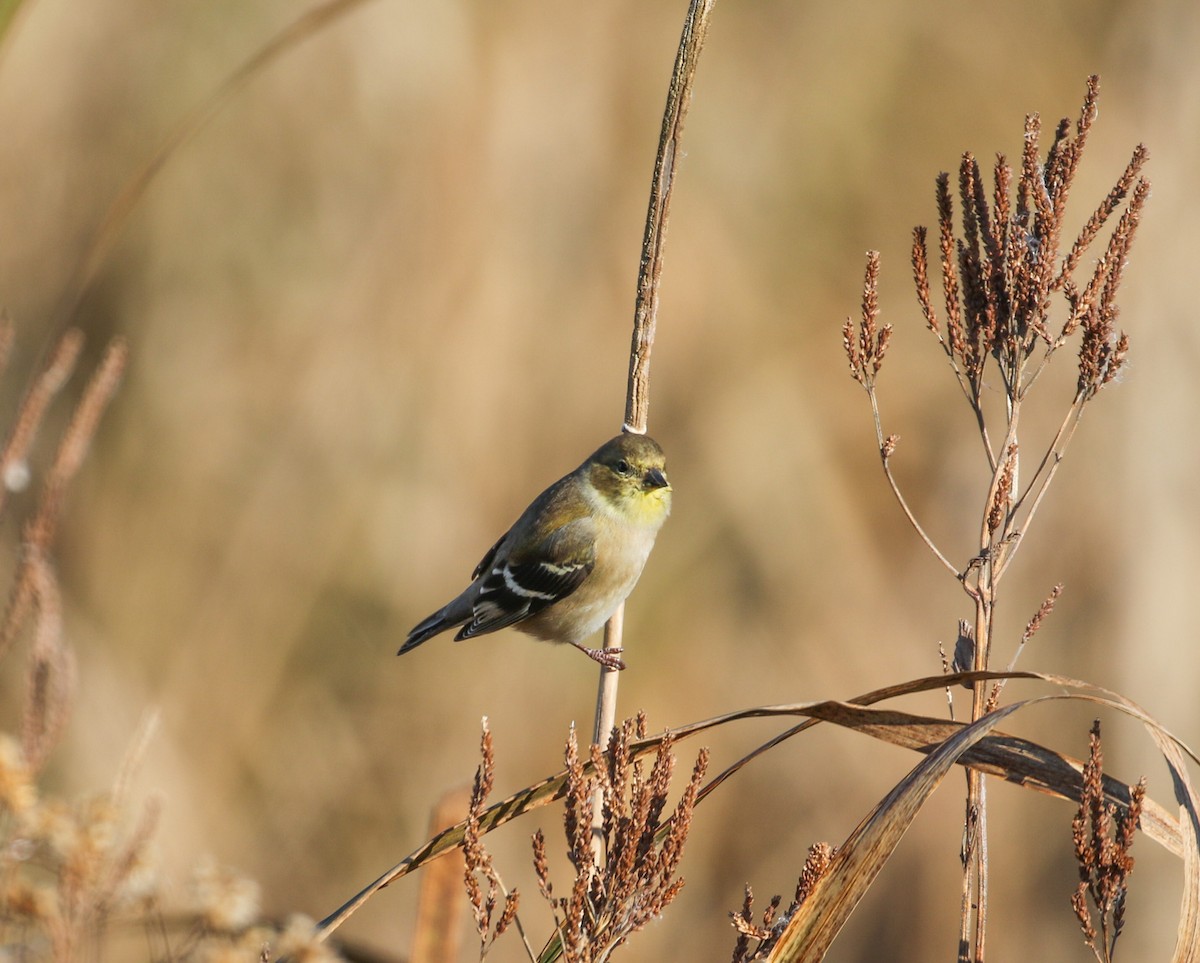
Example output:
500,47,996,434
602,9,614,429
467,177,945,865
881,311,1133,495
575,643,626,671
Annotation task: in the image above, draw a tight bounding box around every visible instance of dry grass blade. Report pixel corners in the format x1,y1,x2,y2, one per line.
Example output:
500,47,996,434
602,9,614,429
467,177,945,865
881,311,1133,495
758,686,1198,960
789,701,1184,858
57,0,378,323
315,763,578,939
1184,831,1200,963
1141,715,1200,963
315,670,1199,945
680,690,1186,857
765,701,1030,962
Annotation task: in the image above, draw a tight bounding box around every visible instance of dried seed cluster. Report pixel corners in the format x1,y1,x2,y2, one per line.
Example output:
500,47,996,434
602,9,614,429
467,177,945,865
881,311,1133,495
1071,720,1146,963
728,843,836,962
911,75,1145,403
845,74,1148,418
462,720,521,958
842,251,892,388
533,713,709,963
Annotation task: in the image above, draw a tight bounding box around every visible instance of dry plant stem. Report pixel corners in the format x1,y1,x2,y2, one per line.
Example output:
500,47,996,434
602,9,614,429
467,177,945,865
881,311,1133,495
1000,400,1085,576
590,608,623,866
961,637,991,958
0,335,126,665
857,78,1149,961
55,0,376,325
623,0,715,436
865,388,959,579
961,409,1020,957
963,542,995,958
593,0,715,857
411,787,471,963
0,328,83,521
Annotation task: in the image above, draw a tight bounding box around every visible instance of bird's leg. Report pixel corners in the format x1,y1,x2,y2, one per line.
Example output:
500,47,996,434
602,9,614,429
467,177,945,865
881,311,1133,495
572,641,626,671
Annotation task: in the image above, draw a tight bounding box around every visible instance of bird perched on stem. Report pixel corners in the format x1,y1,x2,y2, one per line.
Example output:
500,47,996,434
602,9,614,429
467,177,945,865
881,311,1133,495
399,433,671,670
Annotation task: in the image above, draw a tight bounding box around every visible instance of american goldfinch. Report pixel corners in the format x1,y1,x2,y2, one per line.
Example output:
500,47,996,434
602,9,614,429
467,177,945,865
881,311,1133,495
399,433,671,670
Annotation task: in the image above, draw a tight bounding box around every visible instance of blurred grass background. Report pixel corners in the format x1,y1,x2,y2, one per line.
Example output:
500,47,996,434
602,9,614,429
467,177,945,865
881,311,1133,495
0,0,1196,959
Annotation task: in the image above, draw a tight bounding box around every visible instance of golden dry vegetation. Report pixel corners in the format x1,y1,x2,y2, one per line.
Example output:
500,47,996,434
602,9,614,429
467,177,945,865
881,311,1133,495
1,0,1198,960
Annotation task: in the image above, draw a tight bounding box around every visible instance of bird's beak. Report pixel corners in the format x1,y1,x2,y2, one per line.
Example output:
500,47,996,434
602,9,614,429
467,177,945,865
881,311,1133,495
645,466,670,490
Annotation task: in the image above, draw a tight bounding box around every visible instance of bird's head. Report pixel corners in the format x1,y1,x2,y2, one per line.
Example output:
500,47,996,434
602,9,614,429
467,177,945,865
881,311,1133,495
585,432,672,526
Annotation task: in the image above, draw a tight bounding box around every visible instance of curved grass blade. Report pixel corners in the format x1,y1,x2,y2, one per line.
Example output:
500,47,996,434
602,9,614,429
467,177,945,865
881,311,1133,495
765,698,1034,961
764,690,1200,961
1141,708,1200,963
728,699,1185,857
315,671,1198,943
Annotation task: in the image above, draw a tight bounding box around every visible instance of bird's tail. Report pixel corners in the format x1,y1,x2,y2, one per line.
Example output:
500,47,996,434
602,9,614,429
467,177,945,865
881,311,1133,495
403,581,477,648
398,596,472,656
398,612,447,655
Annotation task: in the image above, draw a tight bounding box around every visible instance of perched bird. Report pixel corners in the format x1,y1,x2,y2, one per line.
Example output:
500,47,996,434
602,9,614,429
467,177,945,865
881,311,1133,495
399,433,672,670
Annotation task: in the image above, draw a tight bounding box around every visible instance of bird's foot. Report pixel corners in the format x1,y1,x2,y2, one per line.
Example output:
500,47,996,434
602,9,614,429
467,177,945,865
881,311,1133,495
573,642,626,671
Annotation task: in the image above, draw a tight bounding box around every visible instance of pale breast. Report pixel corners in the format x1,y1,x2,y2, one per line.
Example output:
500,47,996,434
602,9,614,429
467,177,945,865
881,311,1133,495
521,521,658,646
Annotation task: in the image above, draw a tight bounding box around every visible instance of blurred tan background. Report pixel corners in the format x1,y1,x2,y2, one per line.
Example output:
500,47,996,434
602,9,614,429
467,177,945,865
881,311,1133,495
0,0,1196,959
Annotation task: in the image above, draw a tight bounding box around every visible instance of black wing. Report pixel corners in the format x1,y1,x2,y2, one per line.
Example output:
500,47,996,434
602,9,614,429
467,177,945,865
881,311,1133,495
456,520,595,640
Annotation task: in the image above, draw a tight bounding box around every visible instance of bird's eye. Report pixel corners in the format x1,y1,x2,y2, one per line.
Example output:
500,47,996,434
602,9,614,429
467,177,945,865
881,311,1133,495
615,459,631,475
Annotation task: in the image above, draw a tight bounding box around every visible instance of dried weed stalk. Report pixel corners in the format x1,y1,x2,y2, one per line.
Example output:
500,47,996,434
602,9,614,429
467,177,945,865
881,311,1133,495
462,718,525,960
987,582,1062,711
843,75,1148,957
1071,720,1145,963
728,843,835,962
845,74,1147,605
0,328,333,962
0,328,164,958
533,713,709,962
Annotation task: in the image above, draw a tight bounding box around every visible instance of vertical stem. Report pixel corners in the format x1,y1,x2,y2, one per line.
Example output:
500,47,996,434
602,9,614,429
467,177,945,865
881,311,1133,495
623,0,715,436
590,608,624,862
591,612,624,744
960,381,1015,959
410,787,471,963
590,0,715,861
975,778,989,958
965,576,992,960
